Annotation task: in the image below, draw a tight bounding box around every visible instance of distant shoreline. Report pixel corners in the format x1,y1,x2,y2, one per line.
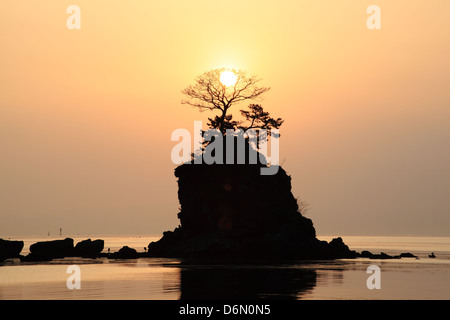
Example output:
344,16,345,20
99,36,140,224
2,233,449,238
2,235,449,264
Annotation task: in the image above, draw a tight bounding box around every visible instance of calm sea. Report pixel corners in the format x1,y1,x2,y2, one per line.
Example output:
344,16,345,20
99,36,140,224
1,234,449,300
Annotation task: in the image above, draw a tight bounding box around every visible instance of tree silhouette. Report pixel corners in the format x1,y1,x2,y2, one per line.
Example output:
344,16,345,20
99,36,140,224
182,68,272,134
239,104,284,133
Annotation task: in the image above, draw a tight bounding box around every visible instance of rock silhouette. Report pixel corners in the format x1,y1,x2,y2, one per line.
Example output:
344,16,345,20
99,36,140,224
20,238,105,261
0,239,24,262
20,238,75,261
74,239,104,257
30,238,74,257
108,246,140,259
358,250,419,259
148,158,357,260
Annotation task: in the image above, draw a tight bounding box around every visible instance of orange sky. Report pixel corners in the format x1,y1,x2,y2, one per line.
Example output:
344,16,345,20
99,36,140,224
1,1,449,236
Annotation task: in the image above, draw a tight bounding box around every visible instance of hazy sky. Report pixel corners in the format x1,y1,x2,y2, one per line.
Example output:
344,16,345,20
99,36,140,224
1,1,449,237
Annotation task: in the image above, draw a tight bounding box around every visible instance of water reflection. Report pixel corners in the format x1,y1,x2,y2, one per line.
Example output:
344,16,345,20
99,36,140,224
177,264,317,300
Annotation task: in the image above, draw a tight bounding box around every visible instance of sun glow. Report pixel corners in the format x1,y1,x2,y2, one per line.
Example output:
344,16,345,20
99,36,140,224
220,70,238,87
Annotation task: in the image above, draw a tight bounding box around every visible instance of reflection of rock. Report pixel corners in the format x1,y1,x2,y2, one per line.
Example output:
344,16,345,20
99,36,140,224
0,239,24,261
74,239,104,257
179,264,317,299
148,161,357,260
108,246,140,259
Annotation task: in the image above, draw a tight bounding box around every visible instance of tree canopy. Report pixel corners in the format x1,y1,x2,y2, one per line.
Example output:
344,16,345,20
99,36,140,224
182,68,282,135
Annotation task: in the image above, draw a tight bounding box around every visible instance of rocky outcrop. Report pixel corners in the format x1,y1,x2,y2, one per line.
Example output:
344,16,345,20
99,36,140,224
18,238,107,261
0,239,24,261
108,246,140,259
20,238,107,261
358,250,418,259
19,238,75,261
29,238,74,258
148,161,357,260
399,252,418,258
74,239,104,257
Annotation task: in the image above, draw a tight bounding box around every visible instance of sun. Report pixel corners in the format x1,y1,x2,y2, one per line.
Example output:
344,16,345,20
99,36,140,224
220,70,238,87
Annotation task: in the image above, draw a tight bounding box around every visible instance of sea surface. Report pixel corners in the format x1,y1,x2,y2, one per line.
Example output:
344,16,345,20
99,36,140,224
1,234,449,300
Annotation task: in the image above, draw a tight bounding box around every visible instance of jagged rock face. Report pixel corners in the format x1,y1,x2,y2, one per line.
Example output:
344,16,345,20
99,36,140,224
0,239,24,261
146,138,355,259
175,163,315,240
148,160,357,260
74,239,104,257
30,238,74,258
107,246,140,259
20,238,106,262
